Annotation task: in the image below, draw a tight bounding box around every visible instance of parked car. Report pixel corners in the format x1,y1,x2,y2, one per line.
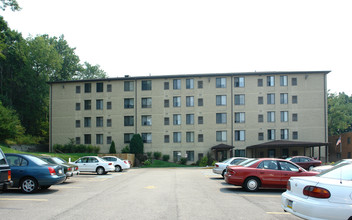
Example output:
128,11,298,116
213,157,248,178
312,159,352,172
102,156,130,172
281,163,352,220
225,158,318,191
71,156,115,175
0,148,13,191
40,156,80,180
5,153,65,193
286,156,321,170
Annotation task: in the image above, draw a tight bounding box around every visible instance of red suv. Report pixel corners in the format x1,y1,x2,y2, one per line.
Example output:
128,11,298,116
286,156,321,170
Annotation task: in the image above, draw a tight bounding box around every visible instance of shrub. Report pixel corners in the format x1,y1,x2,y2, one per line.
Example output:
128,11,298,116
144,159,152,166
180,157,187,165
93,146,100,153
153,151,162,160
162,154,170,162
130,134,144,154
121,145,130,153
109,141,116,153
146,152,152,159
199,156,208,167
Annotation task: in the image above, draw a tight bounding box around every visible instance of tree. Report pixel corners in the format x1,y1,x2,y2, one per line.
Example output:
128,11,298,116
109,141,116,154
0,101,24,141
328,92,352,136
129,134,144,154
75,62,107,80
0,0,20,11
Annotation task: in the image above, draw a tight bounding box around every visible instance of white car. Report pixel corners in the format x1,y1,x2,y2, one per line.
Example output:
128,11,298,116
312,159,352,172
71,156,115,175
102,156,131,172
281,163,352,220
213,157,248,177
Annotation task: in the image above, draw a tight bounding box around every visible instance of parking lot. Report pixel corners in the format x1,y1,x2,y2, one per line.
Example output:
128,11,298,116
0,168,300,220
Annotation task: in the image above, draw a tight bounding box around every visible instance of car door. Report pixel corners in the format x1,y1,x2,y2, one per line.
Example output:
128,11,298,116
256,160,282,187
278,161,301,187
86,157,99,172
75,157,88,171
6,155,28,186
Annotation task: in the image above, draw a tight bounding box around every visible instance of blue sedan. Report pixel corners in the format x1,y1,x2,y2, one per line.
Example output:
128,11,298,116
5,153,66,193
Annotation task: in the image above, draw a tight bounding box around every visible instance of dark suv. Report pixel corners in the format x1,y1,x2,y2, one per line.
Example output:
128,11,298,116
0,148,12,190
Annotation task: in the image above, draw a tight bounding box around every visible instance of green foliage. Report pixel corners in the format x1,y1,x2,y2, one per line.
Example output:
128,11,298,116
162,154,170,162
328,92,352,136
199,156,208,167
129,134,144,154
0,101,25,141
153,151,162,160
141,159,192,168
109,141,116,153
121,145,130,153
0,0,21,11
146,152,152,159
143,159,152,166
53,143,100,153
180,157,187,165
75,62,107,80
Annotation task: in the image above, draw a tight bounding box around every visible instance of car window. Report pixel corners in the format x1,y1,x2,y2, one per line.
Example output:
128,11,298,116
230,159,245,165
258,160,278,170
279,161,299,172
52,157,64,164
26,155,47,165
19,158,28,166
318,164,352,180
244,159,259,167
0,151,6,165
301,158,309,162
291,158,299,163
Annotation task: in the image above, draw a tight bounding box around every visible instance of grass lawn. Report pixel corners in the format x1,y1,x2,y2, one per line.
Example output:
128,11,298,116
141,159,196,168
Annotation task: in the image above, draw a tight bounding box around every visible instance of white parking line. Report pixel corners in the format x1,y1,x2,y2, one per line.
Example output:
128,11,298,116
0,198,48,202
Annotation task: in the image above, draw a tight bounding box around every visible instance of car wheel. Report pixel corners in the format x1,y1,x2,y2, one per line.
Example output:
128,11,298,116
221,170,226,178
243,177,260,192
115,165,122,172
308,165,314,170
96,167,105,175
40,185,51,190
21,177,38,193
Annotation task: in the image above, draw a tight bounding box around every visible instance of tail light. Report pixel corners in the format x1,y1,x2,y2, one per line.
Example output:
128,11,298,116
48,167,57,176
124,161,127,164
215,164,219,168
303,186,330,198
108,163,113,165
74,166,79,171
287,180,291,191
227,168,236,175
67,167,72,171
8,170,11,181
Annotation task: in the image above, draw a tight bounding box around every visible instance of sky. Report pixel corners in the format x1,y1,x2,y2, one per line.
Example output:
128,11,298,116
2,0,352,94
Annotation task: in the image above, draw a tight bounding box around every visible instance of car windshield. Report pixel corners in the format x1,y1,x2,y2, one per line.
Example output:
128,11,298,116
221,158,231,163
52,157,66,164
318,163,352,180
27,155,49,165
243,159,259,167
238,159,255,166
333,159,351,166
285,157,292,161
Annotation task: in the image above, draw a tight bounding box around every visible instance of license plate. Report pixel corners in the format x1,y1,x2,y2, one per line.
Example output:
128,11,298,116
58,169,63,174
287,200,293,209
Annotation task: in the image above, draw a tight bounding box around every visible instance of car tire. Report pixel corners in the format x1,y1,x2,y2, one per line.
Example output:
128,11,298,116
21,177,38,193
115,165,122,172
40,185,51,190
221,170,226,178
96,167,105,175
308,165,314,170
243,177,260,192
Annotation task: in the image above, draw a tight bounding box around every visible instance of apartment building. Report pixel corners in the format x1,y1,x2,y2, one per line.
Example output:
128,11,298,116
49,71,329,162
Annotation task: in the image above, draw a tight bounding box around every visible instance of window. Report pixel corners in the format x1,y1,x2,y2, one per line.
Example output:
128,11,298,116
186,151,194,161
216,95,227,106
186,132,194,143
198,134,204,142
198,80,203,89
107,136,112,144
216,78,226,88
164,117,170,125
258,96,263,105
84,83,91,93
173,132,181,143
267,76,275,86
164,99,170,108
76,103,81,110
292,113,298,121
173,151,181,162
173,96,181,107
96,134,103,144
142,80,152,90
267,94,275,104
257,79,263,87
142,98,152,108
76,86,81,93
281,111,288,122
142,133,152,143
268,129,275,140
124,133,133,143
173,114,181,125
281,129,289,140
216,113,227,124
258,132,264,140
258,114,264,123
292,131,298,140
164,82,169,90
348,137,351,144
186,96,194,107
124,81,134,91
107,119,112,127
84,117,91,127
216,131,227,141
186,114,194,125
96,82,103,92
186,79,194,89
235,150,246,157
173,79,181,90
142,115,152,126
235,130,245,141
267,111,275,122
280,93,288,104
292,96,298,104
235,112,245,123
292,78,297,86
104,102,110,110
84,134,91,144
124,98,134,109
198,98,204,106
96,99,103,110
107,84,112,92
164,135,170,143
234,94,245,105
75,137,81,144
234,77,245,87
280,76,288,86
96,117,103,127
198,116,203,124
84,100,91,110
124,116,134,126
75,120,80,128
